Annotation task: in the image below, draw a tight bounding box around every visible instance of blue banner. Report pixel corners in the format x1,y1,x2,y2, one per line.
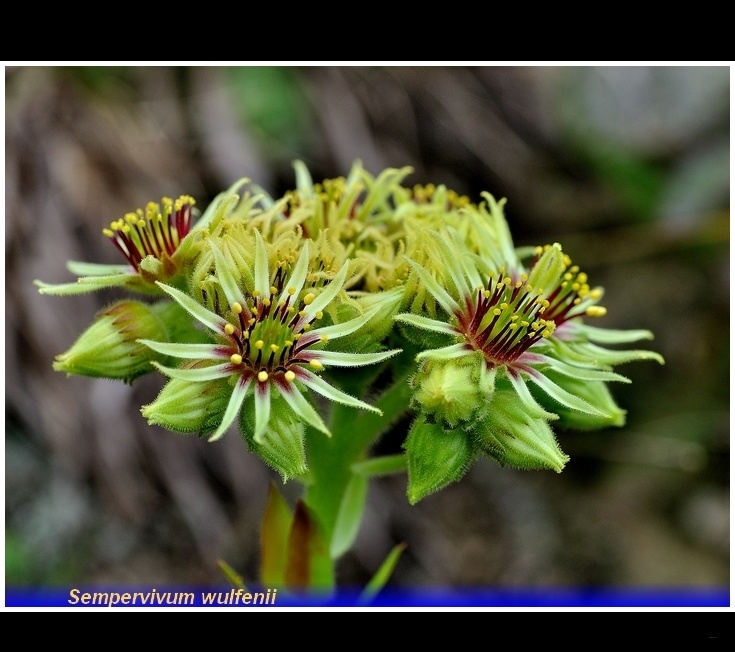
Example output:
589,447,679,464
5,586,730,608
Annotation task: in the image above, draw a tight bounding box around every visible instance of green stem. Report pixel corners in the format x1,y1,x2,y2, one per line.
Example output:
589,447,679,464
303,365,413,552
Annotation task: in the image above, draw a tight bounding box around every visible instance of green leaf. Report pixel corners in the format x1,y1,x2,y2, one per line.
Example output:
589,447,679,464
284,501,334,592
358,543,407,605
217,559,248,591
259,483,293,588
330,472,368,559
404,416,475,504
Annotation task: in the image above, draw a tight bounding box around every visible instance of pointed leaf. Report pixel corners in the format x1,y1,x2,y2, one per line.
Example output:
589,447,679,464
285,501,334,591
358,543,407,605
330,472,368,559
260,482,294,588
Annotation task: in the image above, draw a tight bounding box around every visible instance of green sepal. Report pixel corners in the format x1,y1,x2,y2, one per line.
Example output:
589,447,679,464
240,394,308,481
475,390,569,473
141,370,231,435
404,415,475,504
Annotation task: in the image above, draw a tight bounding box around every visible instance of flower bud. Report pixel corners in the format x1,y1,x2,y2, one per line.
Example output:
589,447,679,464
53,300,170,382
141,370,231,434
411,358,484,427
475,390,569,473
404,415,475,504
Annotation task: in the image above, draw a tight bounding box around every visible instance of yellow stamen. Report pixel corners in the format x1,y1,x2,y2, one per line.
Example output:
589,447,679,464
309,359,324,371
586,306,607,318
224,324,235,335
303,293,316,305
284,370,296,382
258,370,269,382
230,354,243,365
254,340,264,350
232,302,243,315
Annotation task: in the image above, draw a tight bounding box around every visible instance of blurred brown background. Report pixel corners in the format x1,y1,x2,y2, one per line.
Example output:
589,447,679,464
5,65,729,593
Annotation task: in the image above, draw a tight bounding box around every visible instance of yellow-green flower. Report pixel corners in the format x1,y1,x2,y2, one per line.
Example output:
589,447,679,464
141,231,400,443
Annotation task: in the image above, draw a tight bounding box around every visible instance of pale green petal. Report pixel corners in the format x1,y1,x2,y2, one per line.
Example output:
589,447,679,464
416,342,469,362
309,305,381,341
545,357,632,383
277,241,310,305
277,384,330,436
155,282,223,334
394,313,457,336
66,261,130,276
404,257,459,315
253,382,271,444
209,377,251,442
506,370,559,420
196,177,250,231
298,368,382,414
253,229,271,297
151,361,233,382
304,261,349,317
210,242,245,310
35,274,133,295
578,342,665,367
573,324,655,344
293,160,315,198
527,371,608,417
138,340,222,360
313,349,401,368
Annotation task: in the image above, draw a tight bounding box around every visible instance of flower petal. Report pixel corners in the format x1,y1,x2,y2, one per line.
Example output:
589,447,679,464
572,324,656,345
210,241,245,310
526,369,608,417
151,361,233,382
209,376,252,442
308,304,382,342
66,261,131,276
296,368,382,415
394,313,457,336
311,349,401,368
276,383,330,436
138,340,224,360
404,257,460,315
278,241,310,306
253,229,271,297
416,342,469,362
303,261,349,317
155,282,224,334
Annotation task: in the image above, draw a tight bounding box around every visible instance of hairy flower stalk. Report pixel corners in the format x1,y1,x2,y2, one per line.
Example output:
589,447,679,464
141,231,399,445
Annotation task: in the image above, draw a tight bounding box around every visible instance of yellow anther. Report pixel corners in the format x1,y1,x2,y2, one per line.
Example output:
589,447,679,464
503,277,512,286
315,311,323,320
520,321,529,328
577,272,588,284
102,228,114,237
230,353,243,365
590,289,602,299
224,324,235,335
253,290,261,297
573,298,581,305
515,281,523,289
270,286,278,295
288,287,296,295
510,315,519,321
137,219,146,228
542,329,552,338
564,273,574,281
483,290,491,299
293,333,302,340
586,306,607,318
309,359,324,371
500,303,509,310
303,324,311,331
270,344,279,353
258,370,269,382
242,331,249,340
493,308,501,316
534,246,543,256
320,335,328,343
285,340,293,347
122,225,131,234
572,283,580,291
248,318,256,326
232,302,243,314
262,298,271,307
303,293,316,305
254,340,264,350
284,370,296,382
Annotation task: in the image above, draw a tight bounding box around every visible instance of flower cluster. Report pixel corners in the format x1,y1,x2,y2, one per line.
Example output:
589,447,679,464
37,161,663,496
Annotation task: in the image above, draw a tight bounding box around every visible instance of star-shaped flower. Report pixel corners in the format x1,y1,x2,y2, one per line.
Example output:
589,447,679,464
140,231,400,443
